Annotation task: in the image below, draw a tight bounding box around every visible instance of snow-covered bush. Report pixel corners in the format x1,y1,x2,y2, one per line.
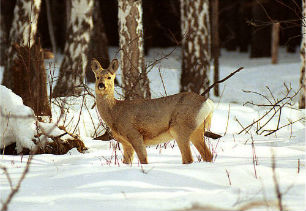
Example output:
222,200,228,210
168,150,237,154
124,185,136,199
0,85,36,153
0,85,87,154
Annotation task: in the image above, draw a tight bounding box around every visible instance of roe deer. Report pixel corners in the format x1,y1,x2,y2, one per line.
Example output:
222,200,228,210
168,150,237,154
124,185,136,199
92,58,215,164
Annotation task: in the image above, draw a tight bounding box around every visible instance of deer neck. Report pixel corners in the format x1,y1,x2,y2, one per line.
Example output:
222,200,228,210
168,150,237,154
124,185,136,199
96,92,117,123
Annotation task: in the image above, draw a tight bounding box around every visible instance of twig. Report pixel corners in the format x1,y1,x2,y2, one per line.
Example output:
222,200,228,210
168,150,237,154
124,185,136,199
1,167,13,190
271,152,284,211
251,138,258,179
263,117,305,136
225,169,231,186
235,117,251,135
158,66,167,96
1,155,33,211
224,104,231,136
72,93,86,134
240,84,302,136
201,67,244,97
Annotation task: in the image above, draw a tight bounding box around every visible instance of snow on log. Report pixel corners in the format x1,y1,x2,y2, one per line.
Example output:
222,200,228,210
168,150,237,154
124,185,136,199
0,85,36,153
0,85,87,154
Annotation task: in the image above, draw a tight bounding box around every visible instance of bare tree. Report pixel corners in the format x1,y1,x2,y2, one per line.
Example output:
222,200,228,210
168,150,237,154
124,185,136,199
180,0,211,98
52,0,93,97
118,0,151,100
1,0,42,89
299,0,306,109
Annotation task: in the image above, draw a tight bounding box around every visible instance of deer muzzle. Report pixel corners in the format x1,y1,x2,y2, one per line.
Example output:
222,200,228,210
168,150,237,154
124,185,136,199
98,83,105,90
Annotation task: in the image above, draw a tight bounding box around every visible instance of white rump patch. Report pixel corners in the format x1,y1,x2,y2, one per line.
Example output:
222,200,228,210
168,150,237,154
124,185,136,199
195,98,214,127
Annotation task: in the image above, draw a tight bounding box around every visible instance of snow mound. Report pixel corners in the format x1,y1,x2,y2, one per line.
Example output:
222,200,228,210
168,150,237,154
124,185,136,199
0,85,36,153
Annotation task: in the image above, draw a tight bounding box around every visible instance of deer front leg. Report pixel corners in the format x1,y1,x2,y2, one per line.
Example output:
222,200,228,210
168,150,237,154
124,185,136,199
125,130,148,164
122,143,135,164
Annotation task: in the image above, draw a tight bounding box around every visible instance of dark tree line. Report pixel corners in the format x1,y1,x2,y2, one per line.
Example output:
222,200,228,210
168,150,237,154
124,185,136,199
0,0,304,107
1,0,301,59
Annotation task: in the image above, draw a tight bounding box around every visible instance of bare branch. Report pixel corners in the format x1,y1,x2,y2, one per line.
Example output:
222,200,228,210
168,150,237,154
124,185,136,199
201,67,244,97
1,155,33,211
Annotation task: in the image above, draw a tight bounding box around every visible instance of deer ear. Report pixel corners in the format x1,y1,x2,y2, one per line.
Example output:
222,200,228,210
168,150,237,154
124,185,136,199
91,58,103,75
108,59,119,74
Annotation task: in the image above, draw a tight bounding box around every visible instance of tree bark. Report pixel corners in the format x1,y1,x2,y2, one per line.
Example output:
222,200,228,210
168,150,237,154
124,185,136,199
52,0,93,97
86,0,109,83
180,0,211,98
45,0,57,55
118,0,151,100
0,10,8,65
211,0,220,96
11,40,51,117
271,22,280,64
299,0,306,109
0,0,15,66
2,0,41,89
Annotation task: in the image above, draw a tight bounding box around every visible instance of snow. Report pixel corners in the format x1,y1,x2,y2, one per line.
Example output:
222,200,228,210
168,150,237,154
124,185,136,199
0,86,82,153
0,85,36,153
0,47,305,211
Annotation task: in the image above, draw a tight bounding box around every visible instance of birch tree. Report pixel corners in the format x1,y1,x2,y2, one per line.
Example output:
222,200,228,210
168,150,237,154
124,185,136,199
53,0,93,97
1,0,42,89
180,0,211,98
118,0,151,100
299,0,306,109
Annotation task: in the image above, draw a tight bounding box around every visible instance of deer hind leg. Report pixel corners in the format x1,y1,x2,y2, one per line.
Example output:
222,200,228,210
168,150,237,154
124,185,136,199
190,124,213,162
204,112,213,131
170,127,193,164
122,143,135,164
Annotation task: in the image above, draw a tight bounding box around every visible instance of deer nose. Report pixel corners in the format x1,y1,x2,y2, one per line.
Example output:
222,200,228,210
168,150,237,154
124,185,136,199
98,83,105,89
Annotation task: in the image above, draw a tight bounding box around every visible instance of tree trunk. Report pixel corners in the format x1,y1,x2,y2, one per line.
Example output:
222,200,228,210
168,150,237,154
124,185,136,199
0,11,8,65
86,0,110,83
180,0,211,98
1,0,41,89
0,0,15,66
52,0,93,97
271,22,280,64
118,0,151,100
11,39,52,117
211,0,220,96
45,0,57,55
299,0,306,109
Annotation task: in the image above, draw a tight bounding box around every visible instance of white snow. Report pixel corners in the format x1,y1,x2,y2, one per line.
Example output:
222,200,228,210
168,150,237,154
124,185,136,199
0,85,36,153
0,85,82,153
0,47,305,211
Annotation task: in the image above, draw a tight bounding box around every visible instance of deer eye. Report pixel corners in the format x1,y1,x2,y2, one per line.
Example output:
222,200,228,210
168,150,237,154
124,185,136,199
97,77,99,80
107,77,111,80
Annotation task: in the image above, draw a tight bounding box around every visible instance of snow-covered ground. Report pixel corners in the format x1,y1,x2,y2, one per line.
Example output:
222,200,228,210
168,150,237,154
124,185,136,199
0,48,305,211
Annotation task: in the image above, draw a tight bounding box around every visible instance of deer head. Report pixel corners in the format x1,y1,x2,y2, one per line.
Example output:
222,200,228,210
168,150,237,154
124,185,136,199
91,58,119,97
